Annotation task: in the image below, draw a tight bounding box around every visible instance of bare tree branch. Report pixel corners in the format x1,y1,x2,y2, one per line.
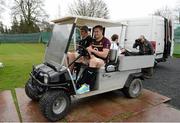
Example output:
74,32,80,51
69,0,109,19
0,0,6,18
153,6,173,19
11,0,49,24
10,0,49,33
174,1,180,23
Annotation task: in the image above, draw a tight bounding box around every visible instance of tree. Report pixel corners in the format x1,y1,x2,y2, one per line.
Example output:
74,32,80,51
4,26,9,34
69,0,109,19
153,6,173,19
11,0,48,33
174,8,180,23
0,21,4,33
0,0,6,18
11,16,19,33
10,15,40,34
174,1,180,23
38,20,53,32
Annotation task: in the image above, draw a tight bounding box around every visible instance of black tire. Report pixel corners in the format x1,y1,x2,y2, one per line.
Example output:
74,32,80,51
122,78,143,98
154,62,157,68
39,90,71,121
25,79,40,101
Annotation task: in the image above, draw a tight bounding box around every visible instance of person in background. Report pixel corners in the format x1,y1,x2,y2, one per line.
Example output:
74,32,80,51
133,35,154,79
110,34,126,54
133,35,154,55
110,34,119,50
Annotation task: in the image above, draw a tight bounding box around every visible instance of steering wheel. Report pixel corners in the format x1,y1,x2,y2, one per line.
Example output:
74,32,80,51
77,45,91,58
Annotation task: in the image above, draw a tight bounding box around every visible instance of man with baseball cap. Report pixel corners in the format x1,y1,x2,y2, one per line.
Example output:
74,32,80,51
67,25,93,70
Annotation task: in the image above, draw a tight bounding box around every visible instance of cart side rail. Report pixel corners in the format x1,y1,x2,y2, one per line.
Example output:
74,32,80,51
119,55,155,71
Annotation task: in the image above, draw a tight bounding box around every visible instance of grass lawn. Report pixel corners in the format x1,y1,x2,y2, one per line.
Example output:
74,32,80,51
0,43,45,91
0,42,179,91
173,43,180,58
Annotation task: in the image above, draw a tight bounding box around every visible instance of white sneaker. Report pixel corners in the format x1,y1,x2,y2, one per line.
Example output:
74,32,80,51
77,84,90,94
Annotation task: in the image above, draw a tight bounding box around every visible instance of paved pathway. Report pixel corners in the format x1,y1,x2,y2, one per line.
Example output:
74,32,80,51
0,91,19,122
144,57,180,109
16,88,170,122
1,88,180,122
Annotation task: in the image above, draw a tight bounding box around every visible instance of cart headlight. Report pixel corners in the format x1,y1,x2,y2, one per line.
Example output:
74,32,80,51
44,74,49,84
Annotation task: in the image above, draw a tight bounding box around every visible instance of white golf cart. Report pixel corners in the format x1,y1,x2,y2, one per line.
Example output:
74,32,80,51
25,16,155,121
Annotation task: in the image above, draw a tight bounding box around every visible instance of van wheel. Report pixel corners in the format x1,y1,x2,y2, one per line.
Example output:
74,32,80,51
39,90,71,121
25,79,40,101
122,78,143,98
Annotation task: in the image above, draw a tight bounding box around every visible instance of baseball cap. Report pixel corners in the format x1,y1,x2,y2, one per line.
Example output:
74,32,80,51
80,26,89,32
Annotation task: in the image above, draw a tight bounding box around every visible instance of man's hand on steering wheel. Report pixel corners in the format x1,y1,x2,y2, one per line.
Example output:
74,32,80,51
86,46,94,55
77,45,91,58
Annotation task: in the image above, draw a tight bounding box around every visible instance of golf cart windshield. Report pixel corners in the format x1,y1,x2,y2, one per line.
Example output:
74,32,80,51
44,24,72,66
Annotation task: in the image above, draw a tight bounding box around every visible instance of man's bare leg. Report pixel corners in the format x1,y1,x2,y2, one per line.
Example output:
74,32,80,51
89,55,105,68
67,52,76,71
67,52,86,71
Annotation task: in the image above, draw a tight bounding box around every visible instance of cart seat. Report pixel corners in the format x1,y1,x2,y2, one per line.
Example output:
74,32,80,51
105,49,119,72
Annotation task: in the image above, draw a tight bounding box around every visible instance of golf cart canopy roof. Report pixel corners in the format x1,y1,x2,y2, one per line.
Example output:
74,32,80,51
52,16,127,27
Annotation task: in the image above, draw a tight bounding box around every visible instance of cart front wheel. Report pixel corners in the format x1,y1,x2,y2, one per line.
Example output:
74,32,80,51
25,79,40,101
39,90,71,121
122,78,143,98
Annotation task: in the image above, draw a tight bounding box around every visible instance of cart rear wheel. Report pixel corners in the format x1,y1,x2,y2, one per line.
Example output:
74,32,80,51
39,90,71,121
25,79,40,101
122,78,143,98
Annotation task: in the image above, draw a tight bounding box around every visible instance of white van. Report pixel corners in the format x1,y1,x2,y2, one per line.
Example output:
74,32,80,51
120,16,173,64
